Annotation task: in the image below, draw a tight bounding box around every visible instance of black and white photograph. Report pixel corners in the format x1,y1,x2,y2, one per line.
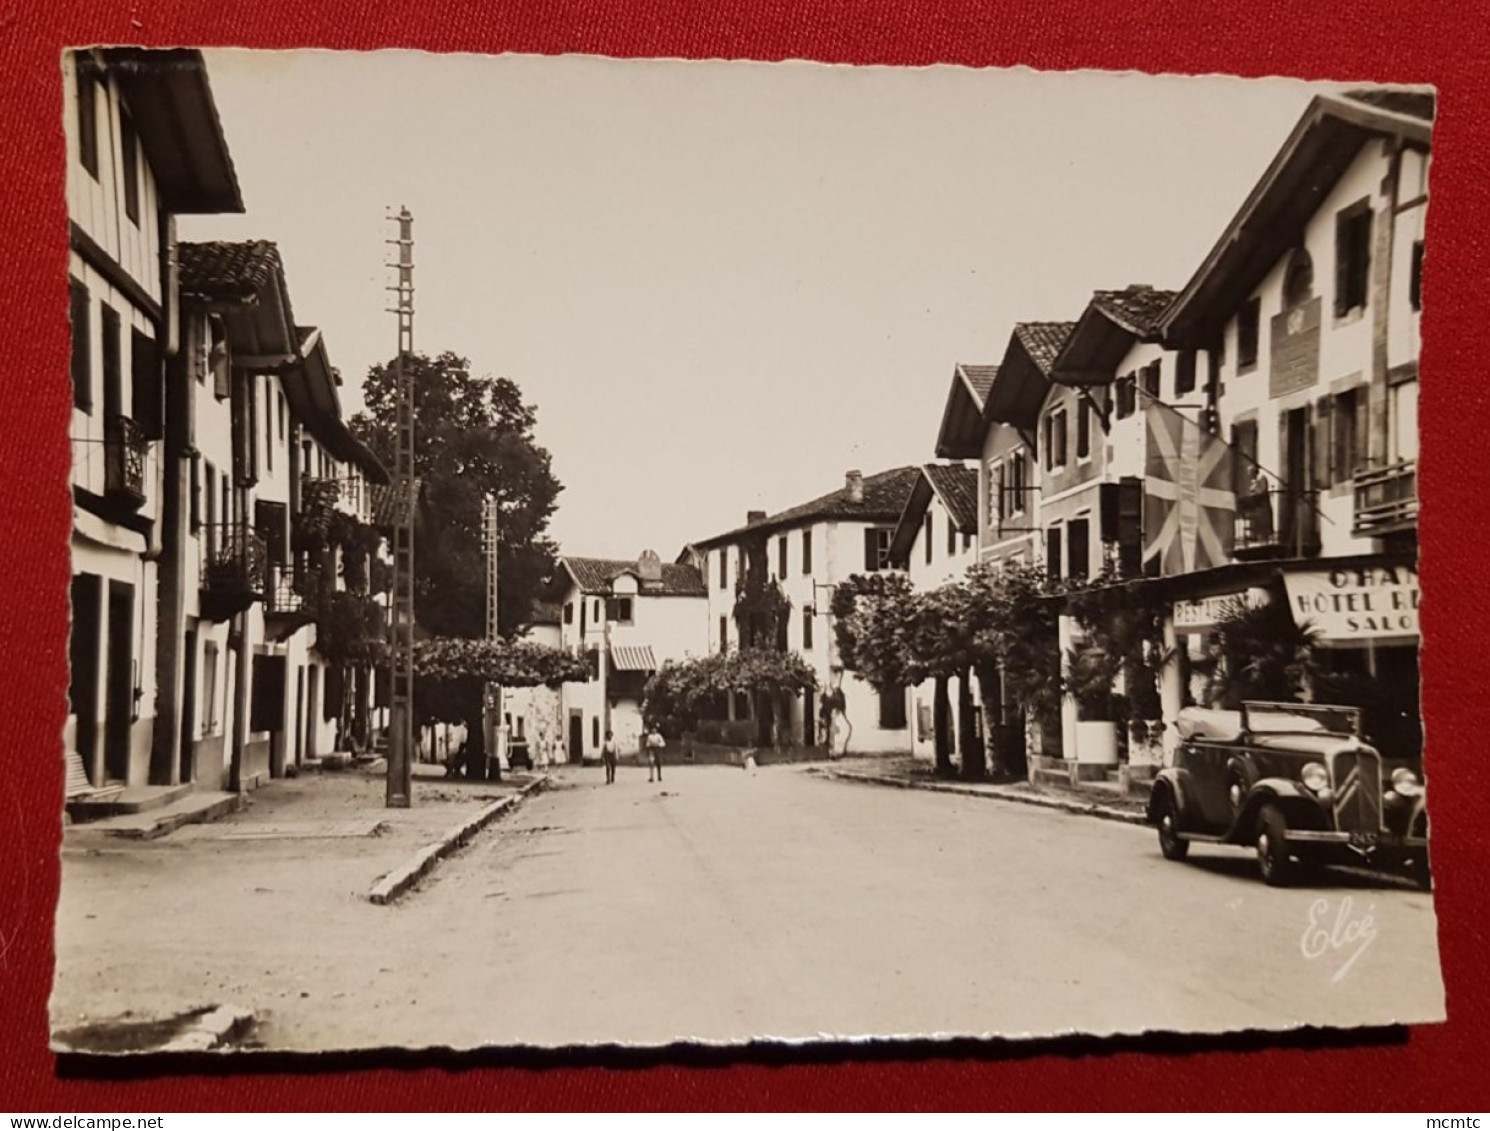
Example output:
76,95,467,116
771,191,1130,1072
52,48,1440,1055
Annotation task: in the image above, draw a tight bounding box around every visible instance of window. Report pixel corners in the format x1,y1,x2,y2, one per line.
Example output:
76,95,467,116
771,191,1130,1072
963,531,973,552
719,616,729,654
802,607,814,651
202,641,219,732
203,463,217,551
1046,525,1063,579
100,304,121,418
718,549,728,589
208,315,230,399
131,329,161,439
777,535,787,579
580,599,586,636
878,685,907,730
1332,388,1362,484
924,513,934,564
801,529,813,575
863,527,892,572
70,280,91,413
1410,240,1425,312
775,612,789,652
563,602,574,625
989,460,1004,527
1237,298,1261,371
255,500,289,566
592,717,600,749
946,512,957,556
609,597,633,624
1142,360,1161,399
1044,408,1067,471
278,391,287,443
1067,518,1090,581
75,56,100,178
1230,419,1259,496
121,112,140,226
593,599,602,623
1008,451,1028,515
1284,249,1314,307
1335,202,1374,316
1175,350,1198,396
1115,374,1137,419
1076,398,1091,460
189,454,201,532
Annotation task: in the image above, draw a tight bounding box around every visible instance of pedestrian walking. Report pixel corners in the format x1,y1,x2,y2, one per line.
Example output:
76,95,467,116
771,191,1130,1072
646,727,666,782
602,730,618,784
552,735,567,770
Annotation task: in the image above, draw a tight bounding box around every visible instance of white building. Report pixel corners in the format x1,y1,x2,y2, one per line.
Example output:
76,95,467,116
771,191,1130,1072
550,552,710,761
681,466,921,756
65,49,243,790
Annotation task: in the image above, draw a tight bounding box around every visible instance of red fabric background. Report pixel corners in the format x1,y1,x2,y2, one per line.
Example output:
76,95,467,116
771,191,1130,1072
2,0,1486,1112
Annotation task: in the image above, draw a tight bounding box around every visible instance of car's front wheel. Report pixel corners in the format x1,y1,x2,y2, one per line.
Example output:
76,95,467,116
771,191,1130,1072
1256,802,1294,886
1156,792,1189,862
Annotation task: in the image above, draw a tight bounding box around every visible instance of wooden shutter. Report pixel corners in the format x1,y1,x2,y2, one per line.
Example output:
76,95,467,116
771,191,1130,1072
189,454,201,532
864,527,879,571
1312,397,1331,490
131,328,162,439
1353,385,1371,476
993,462,1005,528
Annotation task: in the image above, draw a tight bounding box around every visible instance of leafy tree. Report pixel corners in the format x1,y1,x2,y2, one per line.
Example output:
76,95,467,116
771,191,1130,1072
643,650,816,748
1202,597,1320,708
351,351,563,641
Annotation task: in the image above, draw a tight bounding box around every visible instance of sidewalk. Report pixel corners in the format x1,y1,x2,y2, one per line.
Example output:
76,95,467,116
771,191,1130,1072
811,757,1149,825
52,763,543,1049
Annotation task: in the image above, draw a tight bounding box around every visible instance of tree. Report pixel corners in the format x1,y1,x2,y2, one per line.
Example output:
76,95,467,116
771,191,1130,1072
351,351,563,641
412,638,590,777
643,650,816,749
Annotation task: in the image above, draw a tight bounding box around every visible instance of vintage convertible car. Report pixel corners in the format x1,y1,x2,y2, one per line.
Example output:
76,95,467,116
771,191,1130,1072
1146,701,1430,887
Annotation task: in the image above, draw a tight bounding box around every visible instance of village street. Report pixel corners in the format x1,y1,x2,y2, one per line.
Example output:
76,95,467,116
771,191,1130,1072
51,763,1443,1052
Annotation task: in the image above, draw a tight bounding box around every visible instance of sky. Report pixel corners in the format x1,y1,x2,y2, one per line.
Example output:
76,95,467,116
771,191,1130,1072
183,50,1334,560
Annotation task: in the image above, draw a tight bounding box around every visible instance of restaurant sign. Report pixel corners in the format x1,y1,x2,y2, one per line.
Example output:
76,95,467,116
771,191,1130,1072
1282,565,1420,641
1173,589,1270,632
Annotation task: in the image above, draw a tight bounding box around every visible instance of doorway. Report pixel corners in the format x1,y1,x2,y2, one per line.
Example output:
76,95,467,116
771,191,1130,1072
803,688,816,747
69,574,102,783
179,623,198,784
305,665,321,760
568,709,584,763
104,580,134,784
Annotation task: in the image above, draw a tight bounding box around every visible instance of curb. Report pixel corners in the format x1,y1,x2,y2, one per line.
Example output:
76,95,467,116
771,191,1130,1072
367,774,549,905
816,768,1148,826
68,792,247,842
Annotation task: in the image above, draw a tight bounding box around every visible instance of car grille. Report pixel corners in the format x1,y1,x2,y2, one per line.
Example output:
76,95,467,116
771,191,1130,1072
1331,747,1384,834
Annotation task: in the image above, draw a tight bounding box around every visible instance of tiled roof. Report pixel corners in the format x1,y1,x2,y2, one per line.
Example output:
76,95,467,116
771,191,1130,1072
1014,322,1077,375
956,363,999,408
1090,286,1179,336
561,557,708,597
178,240,285,303
693,466,922,547
923,463,980,532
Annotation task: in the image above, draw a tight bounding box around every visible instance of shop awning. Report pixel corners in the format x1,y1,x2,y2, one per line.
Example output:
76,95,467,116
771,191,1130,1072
610,645,658,673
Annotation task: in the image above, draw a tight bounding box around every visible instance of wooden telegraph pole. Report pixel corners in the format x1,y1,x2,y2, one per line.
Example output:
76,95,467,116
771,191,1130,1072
386,208,415,808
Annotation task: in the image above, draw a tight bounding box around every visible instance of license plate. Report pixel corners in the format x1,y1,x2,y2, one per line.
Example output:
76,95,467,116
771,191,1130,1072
1349,830,1380,852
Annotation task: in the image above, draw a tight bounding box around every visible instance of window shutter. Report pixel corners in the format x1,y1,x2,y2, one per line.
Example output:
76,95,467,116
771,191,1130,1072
864,527,878,571
189,454,201,532
1334,215,1351,317
1354,386,1371,476
70,281,92,413
131,329,163,439
250,654,286,733
993,463,1004,527
1356,210,1374,309
1312,397,1331,490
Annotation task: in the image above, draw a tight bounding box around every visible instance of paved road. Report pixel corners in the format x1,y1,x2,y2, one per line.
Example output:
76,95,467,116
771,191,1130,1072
54,764,1445,1052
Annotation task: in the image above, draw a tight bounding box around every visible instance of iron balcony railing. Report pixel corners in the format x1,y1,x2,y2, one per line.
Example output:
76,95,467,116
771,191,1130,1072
103,414,149,506
201,520,267,600
1353,459,1418,536
1233,486,1322,559
265,563,321,616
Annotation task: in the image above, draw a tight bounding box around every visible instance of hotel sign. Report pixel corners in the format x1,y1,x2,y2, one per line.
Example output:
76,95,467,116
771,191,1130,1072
1173,589,1269,631
1283,565,1420,641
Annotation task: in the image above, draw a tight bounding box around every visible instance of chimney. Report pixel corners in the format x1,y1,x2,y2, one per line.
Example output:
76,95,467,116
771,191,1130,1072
845,469,864,503
747,510,767,525
636,549,662,583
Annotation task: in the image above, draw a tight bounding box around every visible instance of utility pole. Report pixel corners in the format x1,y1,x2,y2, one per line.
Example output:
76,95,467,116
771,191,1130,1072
481,493,502,778
385,207,415,808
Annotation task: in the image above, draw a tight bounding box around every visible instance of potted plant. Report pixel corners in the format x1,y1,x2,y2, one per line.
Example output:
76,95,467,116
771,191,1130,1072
1066,644,1120,767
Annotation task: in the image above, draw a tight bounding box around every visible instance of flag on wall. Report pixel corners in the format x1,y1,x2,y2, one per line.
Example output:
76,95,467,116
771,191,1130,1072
1142,399,1236,576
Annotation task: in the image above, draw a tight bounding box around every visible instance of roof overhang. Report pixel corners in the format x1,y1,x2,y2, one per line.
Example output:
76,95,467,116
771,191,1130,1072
887,471,935,566
103,48,244,215
290,328,390,484
983,336,1049,430
934,366,989,459
1050,304,1140,387
1162,92,1433,347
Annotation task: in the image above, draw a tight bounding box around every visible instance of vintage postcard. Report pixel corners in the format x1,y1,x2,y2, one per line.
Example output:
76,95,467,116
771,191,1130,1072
52,49,1441,1054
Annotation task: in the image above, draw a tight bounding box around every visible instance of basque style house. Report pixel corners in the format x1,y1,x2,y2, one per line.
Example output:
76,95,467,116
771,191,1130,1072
65,47,391,804
548,553,710,761
680,466,921,755
65,49,244,792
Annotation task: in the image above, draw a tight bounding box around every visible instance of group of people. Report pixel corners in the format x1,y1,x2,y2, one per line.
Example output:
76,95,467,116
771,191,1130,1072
601,727,666,785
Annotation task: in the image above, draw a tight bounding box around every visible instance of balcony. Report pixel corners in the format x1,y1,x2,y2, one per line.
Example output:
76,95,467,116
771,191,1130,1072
1233,487,1322,560
200,521,267,622
1353,460,1418,537
264,563,321,638
103,415,150,508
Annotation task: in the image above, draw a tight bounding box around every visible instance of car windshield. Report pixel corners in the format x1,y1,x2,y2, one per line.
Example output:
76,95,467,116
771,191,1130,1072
1243,701,1361,737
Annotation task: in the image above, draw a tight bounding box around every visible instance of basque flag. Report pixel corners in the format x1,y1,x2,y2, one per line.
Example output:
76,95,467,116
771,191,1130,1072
1141,397,1236,576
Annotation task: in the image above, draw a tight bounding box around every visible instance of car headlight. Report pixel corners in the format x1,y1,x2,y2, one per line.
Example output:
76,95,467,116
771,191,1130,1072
1301,762,1329,793
1392,767,1423,798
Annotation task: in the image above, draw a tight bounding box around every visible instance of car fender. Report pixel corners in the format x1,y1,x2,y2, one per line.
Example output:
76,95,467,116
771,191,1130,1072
1147,768,1194,827
1227,779,1327,843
